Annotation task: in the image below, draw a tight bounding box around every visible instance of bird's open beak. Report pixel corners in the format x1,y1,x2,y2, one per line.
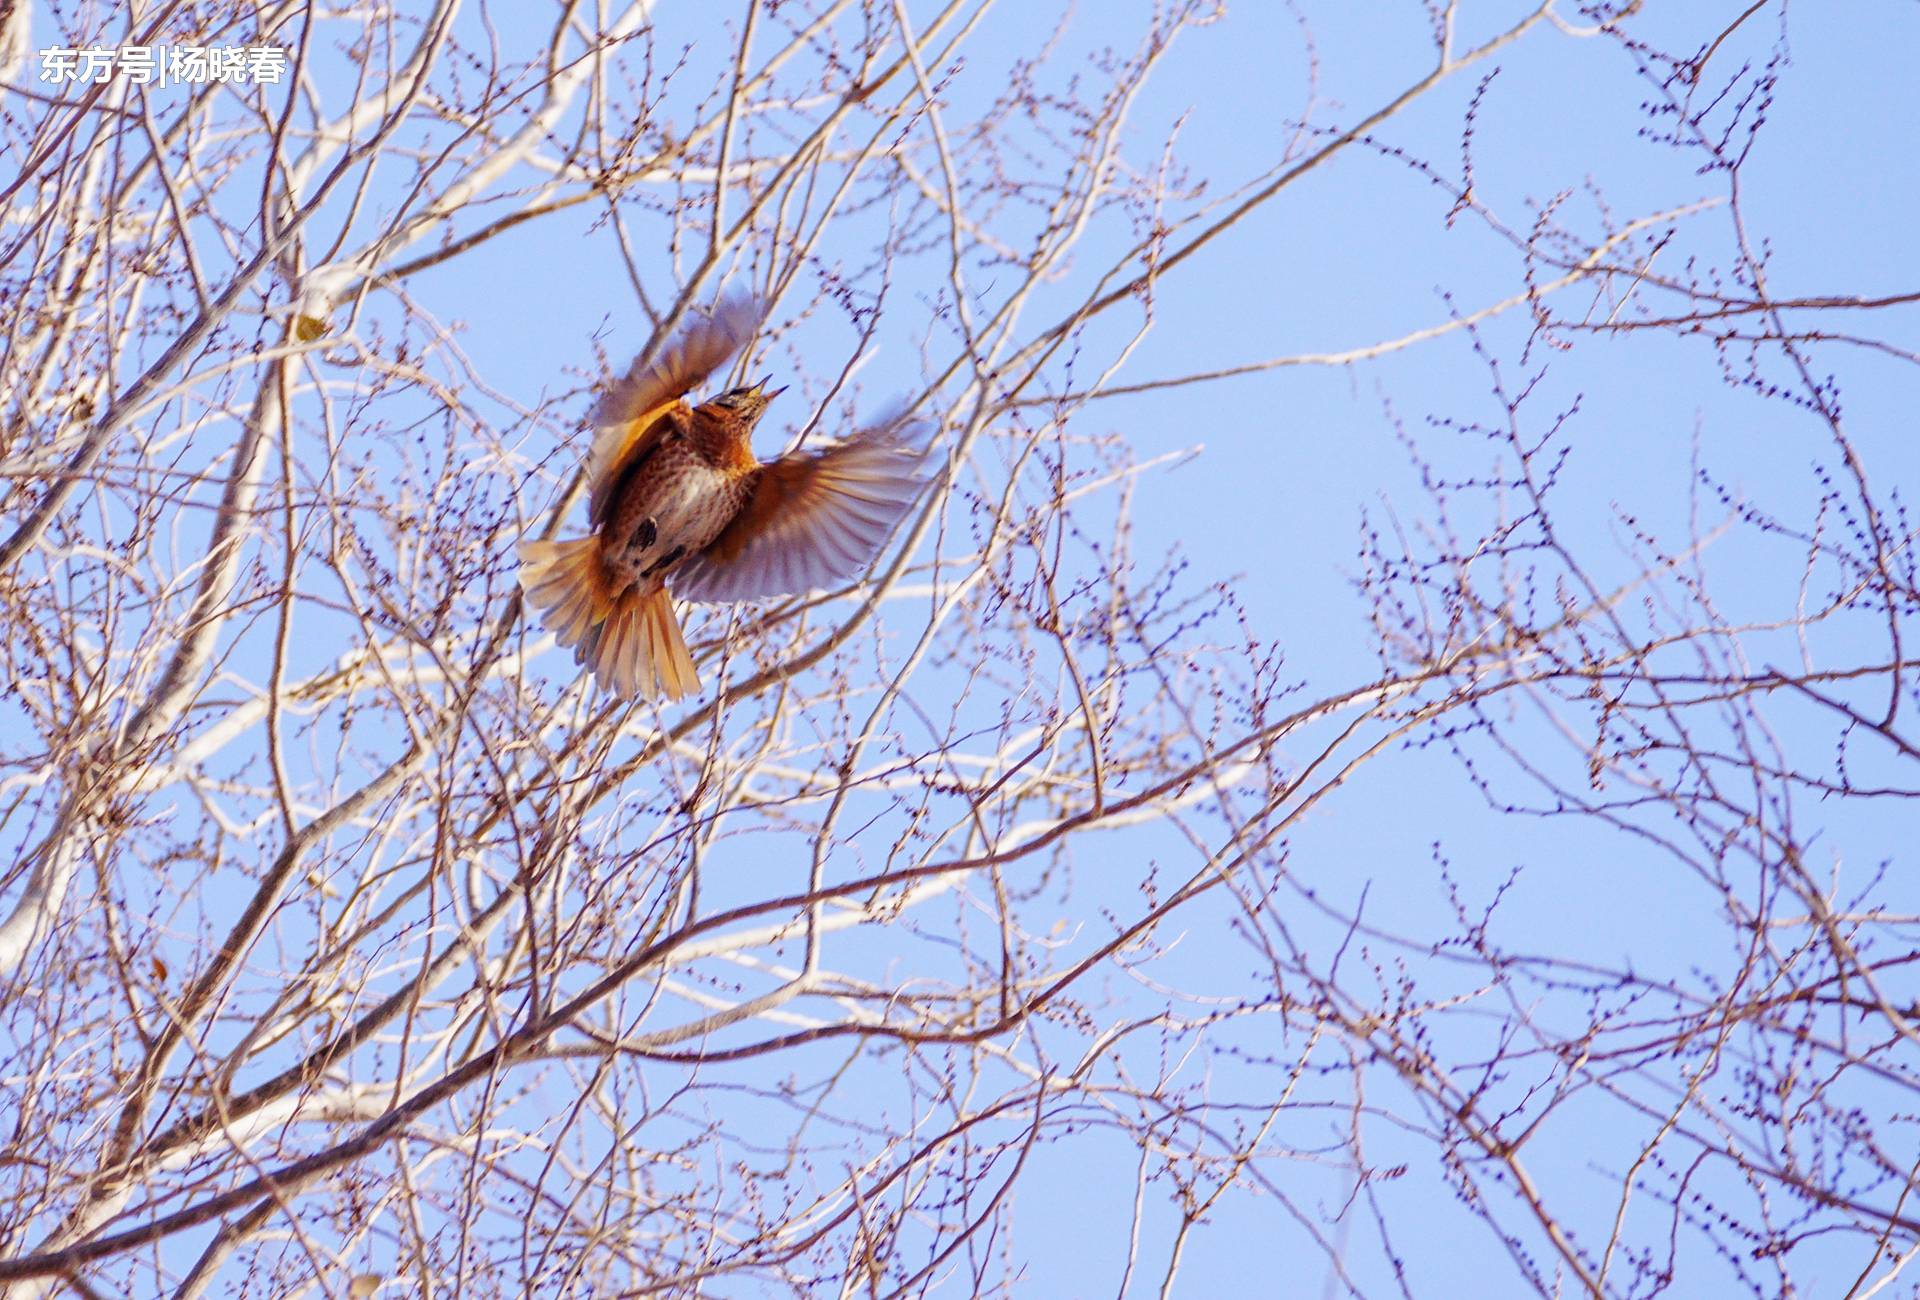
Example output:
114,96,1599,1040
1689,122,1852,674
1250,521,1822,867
755,374,787,401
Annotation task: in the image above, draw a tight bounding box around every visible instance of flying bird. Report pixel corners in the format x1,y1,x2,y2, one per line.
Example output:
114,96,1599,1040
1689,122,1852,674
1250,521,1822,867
517,296,929,700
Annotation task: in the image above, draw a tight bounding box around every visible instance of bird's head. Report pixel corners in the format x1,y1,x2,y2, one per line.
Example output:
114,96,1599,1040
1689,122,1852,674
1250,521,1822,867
700,375,785,428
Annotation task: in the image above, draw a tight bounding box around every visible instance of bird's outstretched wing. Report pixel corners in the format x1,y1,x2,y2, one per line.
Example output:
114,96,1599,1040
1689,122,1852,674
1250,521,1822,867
586,293,768,527
671,416,932,603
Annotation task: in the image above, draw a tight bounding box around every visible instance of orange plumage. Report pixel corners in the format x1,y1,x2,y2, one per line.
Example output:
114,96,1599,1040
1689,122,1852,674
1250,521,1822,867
517,297,930,700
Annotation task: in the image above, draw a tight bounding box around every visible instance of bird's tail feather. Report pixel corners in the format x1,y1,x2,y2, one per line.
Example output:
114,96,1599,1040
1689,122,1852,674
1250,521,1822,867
517,538,698,699
517,537,614,649
590,582,700,700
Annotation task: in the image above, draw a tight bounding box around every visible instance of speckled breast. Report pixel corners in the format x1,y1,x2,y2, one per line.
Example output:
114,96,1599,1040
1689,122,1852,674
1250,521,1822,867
604,434,751,588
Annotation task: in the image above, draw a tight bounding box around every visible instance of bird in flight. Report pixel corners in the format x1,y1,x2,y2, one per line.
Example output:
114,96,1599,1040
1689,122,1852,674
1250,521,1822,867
518,296,930,700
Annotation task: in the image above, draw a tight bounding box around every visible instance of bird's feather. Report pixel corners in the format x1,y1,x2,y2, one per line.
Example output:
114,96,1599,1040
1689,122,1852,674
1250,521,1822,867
518,536,614,647
586,294,767,527
671,417,932,603
518,537,699,699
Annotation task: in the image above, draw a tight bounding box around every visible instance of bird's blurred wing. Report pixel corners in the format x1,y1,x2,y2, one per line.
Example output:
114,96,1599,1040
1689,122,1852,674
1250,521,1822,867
672,418,932,603
586,293,768,526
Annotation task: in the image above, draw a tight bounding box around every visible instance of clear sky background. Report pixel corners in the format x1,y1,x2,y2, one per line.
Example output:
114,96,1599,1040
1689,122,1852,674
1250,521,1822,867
5,0,1919,1295
455,4,1920,1288
479,4,1920,1291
